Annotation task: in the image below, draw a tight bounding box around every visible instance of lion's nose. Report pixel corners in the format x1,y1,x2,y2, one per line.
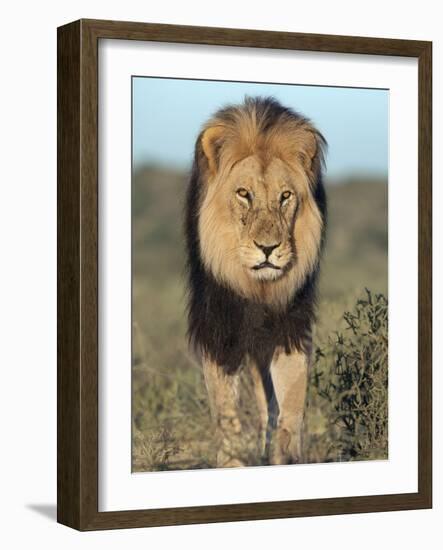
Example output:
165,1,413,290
253,241,281,258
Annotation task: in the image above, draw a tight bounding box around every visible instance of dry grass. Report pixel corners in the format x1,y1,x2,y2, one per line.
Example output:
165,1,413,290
131,166,388,471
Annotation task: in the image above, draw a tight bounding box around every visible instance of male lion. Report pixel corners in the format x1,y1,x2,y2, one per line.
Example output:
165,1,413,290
185,96,326,467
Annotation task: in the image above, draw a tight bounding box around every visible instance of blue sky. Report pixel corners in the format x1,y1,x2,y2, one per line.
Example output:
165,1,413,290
132,77,388,180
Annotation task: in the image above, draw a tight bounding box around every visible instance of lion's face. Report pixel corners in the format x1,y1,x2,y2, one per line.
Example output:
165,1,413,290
221,156,298,282
195,99,325,307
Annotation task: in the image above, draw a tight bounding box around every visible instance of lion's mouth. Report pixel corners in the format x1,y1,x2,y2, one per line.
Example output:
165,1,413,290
252,261,281,271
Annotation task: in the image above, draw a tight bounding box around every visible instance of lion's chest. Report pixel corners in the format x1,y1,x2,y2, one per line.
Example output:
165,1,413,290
240,302,286,358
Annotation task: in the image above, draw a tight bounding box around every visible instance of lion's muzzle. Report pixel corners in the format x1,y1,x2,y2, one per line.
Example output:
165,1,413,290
251,241,281,270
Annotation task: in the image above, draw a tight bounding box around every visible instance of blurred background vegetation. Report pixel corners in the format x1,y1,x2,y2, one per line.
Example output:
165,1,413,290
132,165,388,472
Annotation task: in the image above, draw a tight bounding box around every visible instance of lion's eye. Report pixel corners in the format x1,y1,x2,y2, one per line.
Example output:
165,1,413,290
280,190,292,203
236,188,251,201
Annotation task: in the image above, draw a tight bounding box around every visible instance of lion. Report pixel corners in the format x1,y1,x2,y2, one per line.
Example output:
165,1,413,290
185,96,327,468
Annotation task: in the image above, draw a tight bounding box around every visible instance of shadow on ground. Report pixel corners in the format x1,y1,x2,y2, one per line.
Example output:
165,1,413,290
26,504,57,522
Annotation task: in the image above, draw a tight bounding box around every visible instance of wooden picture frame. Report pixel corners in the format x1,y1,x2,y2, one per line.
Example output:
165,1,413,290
57,18,432,530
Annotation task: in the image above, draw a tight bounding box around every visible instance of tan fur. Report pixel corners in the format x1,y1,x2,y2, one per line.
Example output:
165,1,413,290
197,105,323,307
203,348,310,467
202,357,245,468
249,359,269,456
269,347,310,464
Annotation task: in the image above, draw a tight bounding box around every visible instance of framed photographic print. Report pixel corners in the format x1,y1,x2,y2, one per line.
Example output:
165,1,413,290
57,19,432,530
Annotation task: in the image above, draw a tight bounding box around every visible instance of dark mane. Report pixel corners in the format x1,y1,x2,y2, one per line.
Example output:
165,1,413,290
185,97,327,374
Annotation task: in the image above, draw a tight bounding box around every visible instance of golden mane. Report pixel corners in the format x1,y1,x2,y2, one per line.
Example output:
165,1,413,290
194,97,326,308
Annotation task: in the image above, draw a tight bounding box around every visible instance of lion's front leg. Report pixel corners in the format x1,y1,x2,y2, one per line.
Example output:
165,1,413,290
249,360,269,459
269,346,310,465
202,358,244,468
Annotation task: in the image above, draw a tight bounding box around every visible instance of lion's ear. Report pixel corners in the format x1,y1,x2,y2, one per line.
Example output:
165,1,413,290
300,130,318,171
295,128,323,174
200,125,225,176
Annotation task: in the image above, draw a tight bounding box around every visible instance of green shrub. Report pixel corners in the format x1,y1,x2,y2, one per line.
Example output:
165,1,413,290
308,289,388,462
